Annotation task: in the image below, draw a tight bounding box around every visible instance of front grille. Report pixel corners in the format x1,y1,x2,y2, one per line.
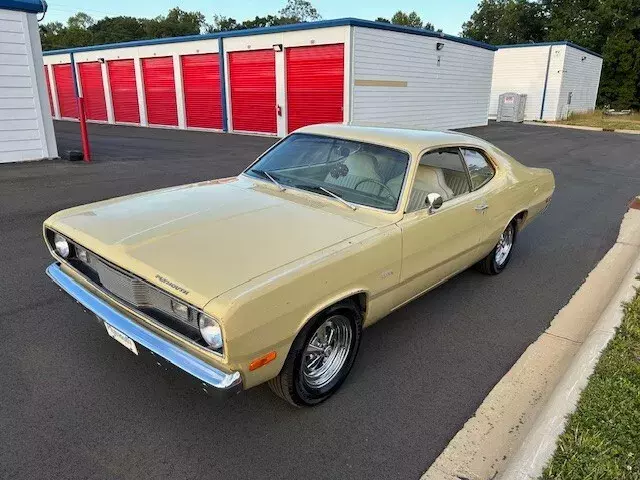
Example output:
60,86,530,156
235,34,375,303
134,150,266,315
82,251,199,332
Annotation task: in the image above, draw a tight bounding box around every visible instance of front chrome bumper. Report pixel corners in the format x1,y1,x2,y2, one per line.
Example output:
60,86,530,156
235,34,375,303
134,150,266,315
46,263,242,396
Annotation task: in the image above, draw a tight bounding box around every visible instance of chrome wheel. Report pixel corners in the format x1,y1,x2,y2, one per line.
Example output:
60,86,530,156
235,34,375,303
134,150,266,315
495,224,514,266
302,315,352,389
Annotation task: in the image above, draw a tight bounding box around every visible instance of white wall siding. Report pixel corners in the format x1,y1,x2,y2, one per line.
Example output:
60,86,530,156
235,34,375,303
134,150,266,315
555,46,602,119
490,44,602,121
0,9,56,163
351,27,494,131
538,45,565,121
489,46,550,120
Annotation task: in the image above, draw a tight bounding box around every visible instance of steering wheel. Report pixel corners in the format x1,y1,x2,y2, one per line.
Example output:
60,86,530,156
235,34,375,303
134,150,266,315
354,178,397,202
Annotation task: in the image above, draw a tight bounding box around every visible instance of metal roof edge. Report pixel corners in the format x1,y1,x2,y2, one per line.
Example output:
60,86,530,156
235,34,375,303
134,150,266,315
496,41,602,59
348,19,497,51
43,17,497,56
0,0,45,14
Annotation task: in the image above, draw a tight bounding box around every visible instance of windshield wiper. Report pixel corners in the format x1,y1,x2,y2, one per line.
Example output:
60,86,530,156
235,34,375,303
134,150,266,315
251,169,286,191
295,183,357,211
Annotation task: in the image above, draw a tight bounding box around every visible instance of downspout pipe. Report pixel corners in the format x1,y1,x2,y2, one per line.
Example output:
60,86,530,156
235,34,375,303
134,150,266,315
540,46,552,120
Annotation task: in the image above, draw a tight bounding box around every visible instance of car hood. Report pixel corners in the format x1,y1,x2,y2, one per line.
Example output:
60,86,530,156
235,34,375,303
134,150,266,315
46,177,376,308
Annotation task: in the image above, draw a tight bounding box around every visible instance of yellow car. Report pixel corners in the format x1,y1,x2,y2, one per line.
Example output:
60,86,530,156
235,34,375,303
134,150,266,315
44,124,554,406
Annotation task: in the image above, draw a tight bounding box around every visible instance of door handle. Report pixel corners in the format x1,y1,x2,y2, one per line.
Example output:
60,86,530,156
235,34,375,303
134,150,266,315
474,204,488,212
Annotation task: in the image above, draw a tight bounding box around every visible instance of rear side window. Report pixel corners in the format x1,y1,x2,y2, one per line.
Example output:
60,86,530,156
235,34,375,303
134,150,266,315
461,149,495,190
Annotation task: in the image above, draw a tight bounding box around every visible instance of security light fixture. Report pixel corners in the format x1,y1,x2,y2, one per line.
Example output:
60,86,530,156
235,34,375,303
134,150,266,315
97,57,105,64
436,42,445,51
273,44,283,52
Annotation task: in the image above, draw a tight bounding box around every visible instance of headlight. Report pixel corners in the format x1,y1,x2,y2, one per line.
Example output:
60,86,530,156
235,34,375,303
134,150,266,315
198,313,223,351
76,245,89,263
53,233,70,258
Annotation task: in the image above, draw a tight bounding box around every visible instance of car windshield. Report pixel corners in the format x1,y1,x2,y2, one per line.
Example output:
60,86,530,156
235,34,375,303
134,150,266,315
244,133,410,211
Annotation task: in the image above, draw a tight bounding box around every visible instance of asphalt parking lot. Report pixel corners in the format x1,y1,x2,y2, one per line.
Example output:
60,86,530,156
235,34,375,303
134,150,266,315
1,121,639,480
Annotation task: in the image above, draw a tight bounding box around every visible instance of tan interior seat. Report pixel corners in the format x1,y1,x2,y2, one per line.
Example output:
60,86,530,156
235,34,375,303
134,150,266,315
324,152,382,194
387,165,454,212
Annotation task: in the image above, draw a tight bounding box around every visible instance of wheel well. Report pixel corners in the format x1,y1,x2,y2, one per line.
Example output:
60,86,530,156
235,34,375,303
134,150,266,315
328,292,367,318
513,210,528,231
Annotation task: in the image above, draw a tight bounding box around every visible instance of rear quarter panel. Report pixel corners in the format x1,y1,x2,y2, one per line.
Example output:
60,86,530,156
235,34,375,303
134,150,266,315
482,145,555,252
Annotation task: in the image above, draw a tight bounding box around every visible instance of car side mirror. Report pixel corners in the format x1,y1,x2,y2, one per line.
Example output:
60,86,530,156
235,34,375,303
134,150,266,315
426,193,443,213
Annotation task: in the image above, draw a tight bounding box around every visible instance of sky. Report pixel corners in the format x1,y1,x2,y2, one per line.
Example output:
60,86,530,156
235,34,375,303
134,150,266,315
43,0,481,37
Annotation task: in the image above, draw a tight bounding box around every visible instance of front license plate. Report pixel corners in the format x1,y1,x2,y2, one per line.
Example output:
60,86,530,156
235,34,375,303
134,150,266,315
105,322,138,355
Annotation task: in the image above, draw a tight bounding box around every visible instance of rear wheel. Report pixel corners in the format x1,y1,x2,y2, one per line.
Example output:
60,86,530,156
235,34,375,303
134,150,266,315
268,303,362,407
476,221,516,275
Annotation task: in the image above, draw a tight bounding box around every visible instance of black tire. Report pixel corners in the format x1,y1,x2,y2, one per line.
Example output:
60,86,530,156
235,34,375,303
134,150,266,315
476,221,517,275
268,301,363,407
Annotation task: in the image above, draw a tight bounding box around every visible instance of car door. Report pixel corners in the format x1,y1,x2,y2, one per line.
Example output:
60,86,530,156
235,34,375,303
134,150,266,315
394,147,489,308
459,147,502,255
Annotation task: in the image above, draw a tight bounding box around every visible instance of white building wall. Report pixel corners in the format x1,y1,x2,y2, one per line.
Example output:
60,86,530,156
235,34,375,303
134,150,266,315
490,43,602,121
350,26,494,131
555,45,602,120
0,9,57,163
539,45,565,121
489,46,550,120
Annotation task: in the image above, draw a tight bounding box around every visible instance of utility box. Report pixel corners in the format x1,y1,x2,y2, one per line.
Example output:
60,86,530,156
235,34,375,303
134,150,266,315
496,92,527,122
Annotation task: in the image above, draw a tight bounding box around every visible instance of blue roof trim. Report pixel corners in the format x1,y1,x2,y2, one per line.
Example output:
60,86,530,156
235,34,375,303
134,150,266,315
43,17,497,56
497,41,602,59
0,0,45,13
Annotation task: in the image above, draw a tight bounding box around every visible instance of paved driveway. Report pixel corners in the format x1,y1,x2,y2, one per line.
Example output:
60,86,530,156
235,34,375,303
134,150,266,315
1,121,638,479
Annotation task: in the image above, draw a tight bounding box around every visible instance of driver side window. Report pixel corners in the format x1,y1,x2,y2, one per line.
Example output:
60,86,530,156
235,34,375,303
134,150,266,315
406,148,470,213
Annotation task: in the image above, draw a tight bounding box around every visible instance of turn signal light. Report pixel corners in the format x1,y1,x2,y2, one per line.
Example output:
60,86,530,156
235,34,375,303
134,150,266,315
249,351,277,371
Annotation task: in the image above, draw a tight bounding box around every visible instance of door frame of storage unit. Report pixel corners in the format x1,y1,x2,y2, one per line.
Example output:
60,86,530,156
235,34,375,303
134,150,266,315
77,61,108,122
181,53,223,130
52,63,78,119
285,43,345,133
227,49,277,135
106,58,141,125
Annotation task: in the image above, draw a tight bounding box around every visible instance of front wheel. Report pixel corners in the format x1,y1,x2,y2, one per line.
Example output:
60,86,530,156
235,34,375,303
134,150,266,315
268,303,362,407
476,222,516,275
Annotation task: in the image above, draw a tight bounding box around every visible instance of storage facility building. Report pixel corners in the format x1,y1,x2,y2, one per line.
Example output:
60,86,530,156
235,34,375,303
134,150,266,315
489,42,603,122
0,0,57,163
42,19,497,137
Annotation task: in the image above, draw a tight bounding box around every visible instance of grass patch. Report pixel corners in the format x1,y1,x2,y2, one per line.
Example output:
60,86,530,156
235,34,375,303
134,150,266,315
555,109,640,131
541,288,640,479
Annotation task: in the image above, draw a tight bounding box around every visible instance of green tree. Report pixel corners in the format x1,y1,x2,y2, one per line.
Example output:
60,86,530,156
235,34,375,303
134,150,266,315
143,8,205,38
391,10,424,28
67,12,94,30
89,16,147,45
461,0,546,44
278,0,321,22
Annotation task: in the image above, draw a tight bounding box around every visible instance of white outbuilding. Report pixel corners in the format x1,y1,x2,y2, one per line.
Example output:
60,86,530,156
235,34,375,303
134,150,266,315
0,0,57,163
489,42,603,121
42,19,497,137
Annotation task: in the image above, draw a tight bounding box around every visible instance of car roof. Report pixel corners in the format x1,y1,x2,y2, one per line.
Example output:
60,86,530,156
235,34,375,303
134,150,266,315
294,123,485,153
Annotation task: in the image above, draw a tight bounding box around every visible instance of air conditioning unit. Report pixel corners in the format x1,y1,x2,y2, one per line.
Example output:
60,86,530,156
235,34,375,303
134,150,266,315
496,92,527,122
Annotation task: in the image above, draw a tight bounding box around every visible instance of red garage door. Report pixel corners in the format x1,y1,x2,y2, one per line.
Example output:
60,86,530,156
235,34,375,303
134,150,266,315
181,53,222,129
53,64,78,119
228,50,276,134
44,66,54,115
107,59,139,124
78,62,107,121
286,44,344,133
141,57,178,126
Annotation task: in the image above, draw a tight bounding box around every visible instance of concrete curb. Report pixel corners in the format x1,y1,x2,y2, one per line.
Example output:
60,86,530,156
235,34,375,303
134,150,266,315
523,121,640,135
422,202,640,480
499,251,640,479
